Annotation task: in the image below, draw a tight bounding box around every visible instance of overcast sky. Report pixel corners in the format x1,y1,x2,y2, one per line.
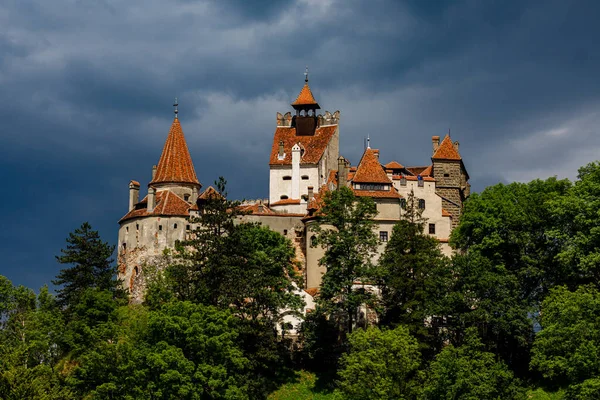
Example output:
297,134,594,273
2,0,600,290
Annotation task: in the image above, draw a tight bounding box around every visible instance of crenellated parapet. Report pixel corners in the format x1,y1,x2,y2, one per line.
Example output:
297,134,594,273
276,110,340,127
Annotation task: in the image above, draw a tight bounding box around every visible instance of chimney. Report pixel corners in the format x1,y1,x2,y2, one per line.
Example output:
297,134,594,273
338,156,347,188
128,180,140,212
191,186,198,203
278,140,284,158
147,187,156,212
432,136,440,155
453,141,460,153
308,186,314,201
152,165,157,180
373,149,380,160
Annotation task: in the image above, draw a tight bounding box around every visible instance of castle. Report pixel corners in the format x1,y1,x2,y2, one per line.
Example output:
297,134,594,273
117,75,470,302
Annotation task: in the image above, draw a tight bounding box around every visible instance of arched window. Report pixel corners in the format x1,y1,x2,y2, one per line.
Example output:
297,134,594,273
418,199,425,209
280,195,289,200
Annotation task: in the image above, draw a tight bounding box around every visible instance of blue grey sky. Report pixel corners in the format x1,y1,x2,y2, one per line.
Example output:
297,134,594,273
2,0,600,290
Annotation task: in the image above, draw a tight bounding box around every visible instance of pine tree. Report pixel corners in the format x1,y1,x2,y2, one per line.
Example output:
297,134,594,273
53,222,122,310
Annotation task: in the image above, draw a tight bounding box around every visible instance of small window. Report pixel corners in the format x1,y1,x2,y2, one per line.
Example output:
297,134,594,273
126,226,129,233
400,198,407,209
418,199,425,209
184,194,190,201
122,242,127,251
186,224,190,231
310,236,317,247
280,195,289,200
136,223,139,230
418,179,424,187
379,231,388,242
159,225,163,231
174,223,178,229
400,177,407,186
283,176,292,181
301,175,309,180
429,223,436,234
443,173,450,178
134,266,139,275
283,229,288,235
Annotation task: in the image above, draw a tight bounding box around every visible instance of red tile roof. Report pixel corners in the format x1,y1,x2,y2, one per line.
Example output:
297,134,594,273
291,83,319,106
442,208,452,217
239,203,277,215
405,166,428,176
270,199,302,206
353,187,402,199
352,148,392,184
198,186,221,200
119,190,192,222
392,175,435,182
385,161,404,169
130,180,140,187
432,134,461,160
420,165,433,176
269,125,338,165
150,118,200,186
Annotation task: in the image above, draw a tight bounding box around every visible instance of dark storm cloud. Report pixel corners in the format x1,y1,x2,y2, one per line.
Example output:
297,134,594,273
1,0,600,289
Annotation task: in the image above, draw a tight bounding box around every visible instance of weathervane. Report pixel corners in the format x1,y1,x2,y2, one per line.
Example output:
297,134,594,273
304,66,309,83
173,97,178,118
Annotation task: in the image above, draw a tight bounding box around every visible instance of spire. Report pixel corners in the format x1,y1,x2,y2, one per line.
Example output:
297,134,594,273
149,115,200,187
291,67,320,109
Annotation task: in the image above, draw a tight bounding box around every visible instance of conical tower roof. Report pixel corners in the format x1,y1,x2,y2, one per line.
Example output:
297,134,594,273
432,134,462,160
291,83,320,108
149,118,200,186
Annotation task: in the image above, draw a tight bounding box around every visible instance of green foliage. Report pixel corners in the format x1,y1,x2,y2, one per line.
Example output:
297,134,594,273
336,325,421,400
422,328,526,400
311,186,378,335
530,285,600,387
447,178,570,372
547,162,600,287
53,222,124,312
268,370,337,400
376,190,451,355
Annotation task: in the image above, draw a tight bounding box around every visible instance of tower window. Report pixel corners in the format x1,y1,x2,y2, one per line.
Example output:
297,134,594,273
186,225,190,231
126,227,129,233
174,223,178,229
184,194,190,201
310,235,317,247
283,176,292,181
122,242,127,251
418,199,425,209
159,225,163,231
301,175,309,180
400,198,407,209
444,173,450,177
379,231,388,242
280,195,289,200
429,223,436,234
283,229,288,235
136,224,139,230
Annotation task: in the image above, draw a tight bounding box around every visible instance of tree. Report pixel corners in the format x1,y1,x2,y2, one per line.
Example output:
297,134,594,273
376,189,451,355
311,186,378,336
336,325,421,400
530,285,600,389
53,222,123,310
447,178,570,373
422,328,526,400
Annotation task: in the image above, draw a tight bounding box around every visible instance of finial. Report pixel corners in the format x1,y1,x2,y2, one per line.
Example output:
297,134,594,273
367,134,371,149
448,127,451,136
304,66,309,83
173,97,179,119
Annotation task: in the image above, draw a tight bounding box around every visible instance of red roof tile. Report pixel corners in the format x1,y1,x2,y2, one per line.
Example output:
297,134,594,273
239,203,277,215
392,175,435,182
385,161,404,169
150,118,200,186
198,186,221,200
405,166,428,176
420,165,433,176
352,148,392,184
432,134,461,160
353,187,403,199
130,180,140,187
119,190,192,222
291,83,319,107
270,199,302,206
269,125,338,165
442,208,451,217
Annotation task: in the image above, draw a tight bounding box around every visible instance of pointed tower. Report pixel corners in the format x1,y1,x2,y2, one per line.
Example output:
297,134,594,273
431,134,470,228
117,102,202,301
291,67,321,136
